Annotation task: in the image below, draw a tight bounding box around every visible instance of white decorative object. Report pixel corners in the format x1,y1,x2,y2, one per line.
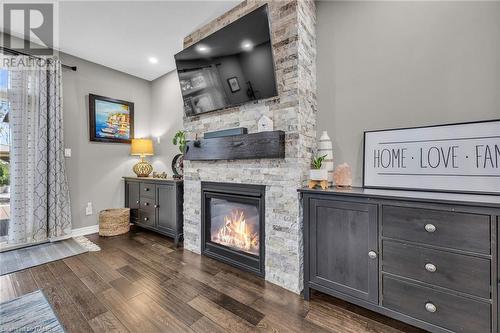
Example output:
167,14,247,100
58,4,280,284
258,115,273,132
318,131,334,184
363,120,500,194
309,169,328,181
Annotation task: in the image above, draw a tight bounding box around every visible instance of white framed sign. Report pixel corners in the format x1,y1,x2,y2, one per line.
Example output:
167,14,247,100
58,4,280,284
363,120,500,195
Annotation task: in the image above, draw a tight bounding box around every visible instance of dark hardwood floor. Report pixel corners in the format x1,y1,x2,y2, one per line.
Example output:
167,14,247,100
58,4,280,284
0,228,427,333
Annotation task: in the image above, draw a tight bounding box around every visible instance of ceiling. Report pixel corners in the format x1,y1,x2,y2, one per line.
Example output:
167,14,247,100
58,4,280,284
4,1,240,81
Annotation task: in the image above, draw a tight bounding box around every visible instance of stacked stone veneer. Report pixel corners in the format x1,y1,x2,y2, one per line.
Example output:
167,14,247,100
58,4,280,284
182,0,316,293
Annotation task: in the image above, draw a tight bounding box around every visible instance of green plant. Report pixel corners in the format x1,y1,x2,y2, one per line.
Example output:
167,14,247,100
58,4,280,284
0,162,9,186
311,154,327,169
172,130,187,154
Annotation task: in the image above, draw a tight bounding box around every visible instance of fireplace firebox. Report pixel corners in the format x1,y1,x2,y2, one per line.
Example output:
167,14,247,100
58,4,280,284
201,182,265,277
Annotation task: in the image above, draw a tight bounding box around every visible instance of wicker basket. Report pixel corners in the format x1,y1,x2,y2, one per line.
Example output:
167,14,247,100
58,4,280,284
99,208,130,236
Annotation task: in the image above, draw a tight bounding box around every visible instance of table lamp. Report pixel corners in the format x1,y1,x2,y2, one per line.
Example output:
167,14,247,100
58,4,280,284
130,138,154,177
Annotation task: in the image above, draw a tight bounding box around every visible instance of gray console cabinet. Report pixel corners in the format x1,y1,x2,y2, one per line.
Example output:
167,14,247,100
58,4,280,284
124,177,183,246
301,187,500,333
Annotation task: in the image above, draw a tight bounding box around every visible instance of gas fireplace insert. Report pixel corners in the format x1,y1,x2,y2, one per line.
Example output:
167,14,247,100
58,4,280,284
201,182,265,276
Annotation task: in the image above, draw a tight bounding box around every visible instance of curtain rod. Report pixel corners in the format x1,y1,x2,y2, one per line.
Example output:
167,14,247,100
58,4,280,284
0,46,77,71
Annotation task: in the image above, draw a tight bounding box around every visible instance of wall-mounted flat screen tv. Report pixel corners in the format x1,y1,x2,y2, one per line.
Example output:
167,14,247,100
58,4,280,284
174,5,278,117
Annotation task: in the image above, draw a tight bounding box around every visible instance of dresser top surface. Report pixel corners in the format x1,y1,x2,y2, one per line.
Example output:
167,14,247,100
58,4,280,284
123,176,183,183
299,187,500,208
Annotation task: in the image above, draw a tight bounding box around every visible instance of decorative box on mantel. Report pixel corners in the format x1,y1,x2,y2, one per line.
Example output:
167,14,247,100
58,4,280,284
183,130,285,161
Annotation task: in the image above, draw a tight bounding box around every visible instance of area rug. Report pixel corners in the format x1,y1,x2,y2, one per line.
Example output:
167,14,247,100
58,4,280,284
73,236,101,252
0,290,64,332
0,238,87,276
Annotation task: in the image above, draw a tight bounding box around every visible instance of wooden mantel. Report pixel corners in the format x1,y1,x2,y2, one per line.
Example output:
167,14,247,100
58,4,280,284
183,131,285,161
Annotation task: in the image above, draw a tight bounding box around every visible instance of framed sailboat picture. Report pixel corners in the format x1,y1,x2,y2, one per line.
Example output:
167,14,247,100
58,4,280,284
89,94,134,143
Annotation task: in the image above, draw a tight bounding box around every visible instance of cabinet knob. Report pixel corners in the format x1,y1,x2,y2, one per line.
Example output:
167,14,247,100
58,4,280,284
425,224,436,233
425,302,437,313
425,263,437,273
144,202,149,206
144,217,149,221
145,188,150,191
154,204,159,208
368,251,377,259
136,200,139,204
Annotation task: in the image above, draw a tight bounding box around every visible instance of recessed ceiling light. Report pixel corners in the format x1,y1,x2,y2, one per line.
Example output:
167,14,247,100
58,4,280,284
195,44,210,53
149,57,158,64
241,40,253,51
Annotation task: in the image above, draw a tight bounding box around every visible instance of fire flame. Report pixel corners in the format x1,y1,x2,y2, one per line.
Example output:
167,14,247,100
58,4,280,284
213,210,259,254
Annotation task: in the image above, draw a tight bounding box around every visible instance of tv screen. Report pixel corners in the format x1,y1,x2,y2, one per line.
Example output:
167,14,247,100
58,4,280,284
174,5,278,116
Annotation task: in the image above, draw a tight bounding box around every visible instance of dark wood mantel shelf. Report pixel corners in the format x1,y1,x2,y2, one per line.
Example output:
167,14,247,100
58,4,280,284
183,130,285,161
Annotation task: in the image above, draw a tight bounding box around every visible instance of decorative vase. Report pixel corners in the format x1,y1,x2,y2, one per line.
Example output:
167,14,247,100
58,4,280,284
318,131,333,184
310,169,328,181
258,115,273,132
333,163,352,188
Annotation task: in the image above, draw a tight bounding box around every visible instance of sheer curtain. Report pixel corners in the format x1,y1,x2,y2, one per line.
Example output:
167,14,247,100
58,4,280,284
7,56,71,245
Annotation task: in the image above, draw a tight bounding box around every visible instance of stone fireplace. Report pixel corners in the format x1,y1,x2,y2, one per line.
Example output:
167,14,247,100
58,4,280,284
201,182,265,276
182,0,317,293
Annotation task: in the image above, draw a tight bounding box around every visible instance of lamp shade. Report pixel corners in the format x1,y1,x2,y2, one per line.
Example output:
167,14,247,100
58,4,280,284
130,138,154,156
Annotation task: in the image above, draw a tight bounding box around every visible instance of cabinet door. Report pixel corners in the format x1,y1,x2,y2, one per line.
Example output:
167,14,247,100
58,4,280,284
125,181,140,222
156,184,177,234
309,198,378,303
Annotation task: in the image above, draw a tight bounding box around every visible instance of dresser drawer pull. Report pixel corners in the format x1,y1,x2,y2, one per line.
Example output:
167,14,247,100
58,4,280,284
425,263,437,272
144,217,149,222
368,251,377,259
425,302,437,313
424,224,436,233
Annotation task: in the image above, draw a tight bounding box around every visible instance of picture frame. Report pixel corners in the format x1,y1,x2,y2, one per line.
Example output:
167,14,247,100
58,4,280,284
363,119,500,195
89,94,134,144
227,77,240,93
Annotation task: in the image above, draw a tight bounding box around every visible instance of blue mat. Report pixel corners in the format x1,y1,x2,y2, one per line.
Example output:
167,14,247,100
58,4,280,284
0,290,64,332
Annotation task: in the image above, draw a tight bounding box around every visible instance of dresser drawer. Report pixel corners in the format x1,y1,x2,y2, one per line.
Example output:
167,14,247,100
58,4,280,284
138,198,156,227
138,208,156,227
382,205,490,254
382,240,491,298
140,197,156,210
383,275,491,333
140,183,155,198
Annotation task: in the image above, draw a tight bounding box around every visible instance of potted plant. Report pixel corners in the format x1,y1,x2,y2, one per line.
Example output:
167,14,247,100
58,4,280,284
171,130,186,178
310,154,328,180
172,130,187,154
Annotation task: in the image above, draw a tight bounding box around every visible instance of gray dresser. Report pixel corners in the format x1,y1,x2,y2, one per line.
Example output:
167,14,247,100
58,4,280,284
300,187,500,333
124,177,183,246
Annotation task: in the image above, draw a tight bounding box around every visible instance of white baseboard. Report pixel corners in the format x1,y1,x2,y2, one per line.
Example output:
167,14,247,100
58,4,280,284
72,224,99,237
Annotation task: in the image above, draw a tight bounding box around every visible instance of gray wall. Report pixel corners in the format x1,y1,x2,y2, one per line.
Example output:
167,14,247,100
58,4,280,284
150,70,185,173
62,55,184,229
317,1,500,186
61,53,152,229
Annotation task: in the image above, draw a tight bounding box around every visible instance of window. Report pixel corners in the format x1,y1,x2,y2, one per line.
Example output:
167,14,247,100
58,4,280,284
0,69,11,245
